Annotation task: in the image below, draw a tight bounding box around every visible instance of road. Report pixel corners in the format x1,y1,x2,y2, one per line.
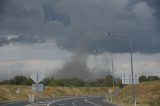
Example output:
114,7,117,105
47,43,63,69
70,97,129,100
0,96,117,106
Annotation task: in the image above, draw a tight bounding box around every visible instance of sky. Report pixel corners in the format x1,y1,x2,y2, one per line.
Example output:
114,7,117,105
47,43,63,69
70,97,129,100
0,0,160,80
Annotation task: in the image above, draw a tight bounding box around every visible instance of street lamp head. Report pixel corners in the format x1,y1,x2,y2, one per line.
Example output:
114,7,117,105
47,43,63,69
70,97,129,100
94,49,98,53
105,32,111,36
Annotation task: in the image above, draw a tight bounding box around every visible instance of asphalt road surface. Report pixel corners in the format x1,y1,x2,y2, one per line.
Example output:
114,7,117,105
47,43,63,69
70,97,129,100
0,96,117,106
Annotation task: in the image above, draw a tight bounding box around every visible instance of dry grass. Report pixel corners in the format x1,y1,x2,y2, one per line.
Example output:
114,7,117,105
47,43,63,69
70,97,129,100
113,81,160,106
0,85,109,102
0,85,31,101
44,87,109,97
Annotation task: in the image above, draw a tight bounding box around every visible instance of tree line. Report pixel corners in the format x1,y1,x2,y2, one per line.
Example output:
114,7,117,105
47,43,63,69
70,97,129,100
139,75,160,82
0,76,34,85
0,75,122,87
41,75,122,87
0,75,159,87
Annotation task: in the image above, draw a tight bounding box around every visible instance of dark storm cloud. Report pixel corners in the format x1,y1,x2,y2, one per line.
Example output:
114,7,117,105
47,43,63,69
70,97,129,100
0,0,44,36
43,0,71,26
139,0,160,28
0,0,67,44
0,0,160,54
55,0,160,54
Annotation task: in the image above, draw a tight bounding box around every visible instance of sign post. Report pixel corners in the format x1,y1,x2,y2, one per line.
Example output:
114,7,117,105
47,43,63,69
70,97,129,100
29,94,34,103
30,72,44,102
108,89,113,102
121,74,139,106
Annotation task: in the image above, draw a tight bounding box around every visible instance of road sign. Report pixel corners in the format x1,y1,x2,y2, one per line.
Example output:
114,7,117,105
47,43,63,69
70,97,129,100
115,87,120,96
32,84,44,93
15,88,20,94
121,74,139,84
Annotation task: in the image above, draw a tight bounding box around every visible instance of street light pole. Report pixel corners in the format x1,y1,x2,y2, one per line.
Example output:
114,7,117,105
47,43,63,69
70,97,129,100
105,32,136,105
129,39,136,105
111,53,115,102
36,72,39,102
111,53,115,91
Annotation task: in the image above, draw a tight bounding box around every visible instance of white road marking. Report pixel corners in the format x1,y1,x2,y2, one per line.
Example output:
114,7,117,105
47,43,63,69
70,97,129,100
47,97,85,106
35,104,47,106
72,101,76,106
26,96,101,106
84,99,102,106
47,98,74,106
25,99,54,106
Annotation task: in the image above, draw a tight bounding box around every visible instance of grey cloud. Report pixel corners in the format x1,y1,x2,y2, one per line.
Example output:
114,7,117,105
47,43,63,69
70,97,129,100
0,0,67,46
10,36,45,44
1,0,160,81
0,62,31,81
0,0,44,35
43,0,71,26
0,37,9,46
0,0,159,54
139,0,160,29
56,0,159,53
0,36,44,46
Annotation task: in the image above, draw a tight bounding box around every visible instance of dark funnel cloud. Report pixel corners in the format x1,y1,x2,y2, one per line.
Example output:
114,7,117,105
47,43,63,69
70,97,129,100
53,47,93,80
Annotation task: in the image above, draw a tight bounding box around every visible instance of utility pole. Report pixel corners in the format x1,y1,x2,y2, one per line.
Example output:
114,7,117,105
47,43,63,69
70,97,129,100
36,72,39,102
111,53,115,102
111,53,115,89
129,40,136,105
36,72,39,92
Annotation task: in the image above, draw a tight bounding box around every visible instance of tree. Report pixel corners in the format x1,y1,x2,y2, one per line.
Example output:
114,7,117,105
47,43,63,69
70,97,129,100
148,76,159,81
0,75,33,85
139,75,148,82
